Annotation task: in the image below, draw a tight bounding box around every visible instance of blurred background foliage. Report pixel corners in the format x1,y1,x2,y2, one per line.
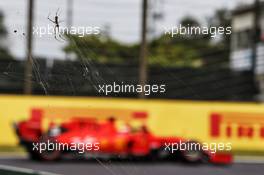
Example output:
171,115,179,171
64,8,231,68
0,10,13,60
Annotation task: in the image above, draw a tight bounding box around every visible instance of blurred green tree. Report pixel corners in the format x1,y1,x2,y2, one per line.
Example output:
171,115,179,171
208,8,232,48
204,8,232,66
64,10,231,68
64,34,139,64
0,10,13,59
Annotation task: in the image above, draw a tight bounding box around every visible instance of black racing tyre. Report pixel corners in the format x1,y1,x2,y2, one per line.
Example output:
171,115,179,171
37,136,61,161
150,147,171,161
28,149,41,161
24,142,41,161
181,141,208,164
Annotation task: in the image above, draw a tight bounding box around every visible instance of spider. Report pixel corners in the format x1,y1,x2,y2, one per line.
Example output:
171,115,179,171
47,8,65,41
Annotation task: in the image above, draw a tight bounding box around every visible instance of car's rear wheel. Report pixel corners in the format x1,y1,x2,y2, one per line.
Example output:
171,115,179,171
182,149,203,163
37,137,61,161
181,141,208,164
150,147,171,161
28,148,41,161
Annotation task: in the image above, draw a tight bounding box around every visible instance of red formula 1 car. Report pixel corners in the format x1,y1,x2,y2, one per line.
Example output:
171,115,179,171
14,109,232,164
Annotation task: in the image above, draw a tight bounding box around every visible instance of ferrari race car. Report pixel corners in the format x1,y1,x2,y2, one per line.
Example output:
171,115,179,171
14,109,232,164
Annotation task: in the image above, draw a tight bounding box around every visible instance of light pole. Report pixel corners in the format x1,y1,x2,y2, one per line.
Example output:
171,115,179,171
139,0,148,98
24,0,34,94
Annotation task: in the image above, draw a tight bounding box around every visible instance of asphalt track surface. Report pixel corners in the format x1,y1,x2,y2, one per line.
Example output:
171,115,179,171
0,156,263,175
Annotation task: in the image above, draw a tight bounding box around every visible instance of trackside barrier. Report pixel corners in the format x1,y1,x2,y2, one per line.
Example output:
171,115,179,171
1,95,264,152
